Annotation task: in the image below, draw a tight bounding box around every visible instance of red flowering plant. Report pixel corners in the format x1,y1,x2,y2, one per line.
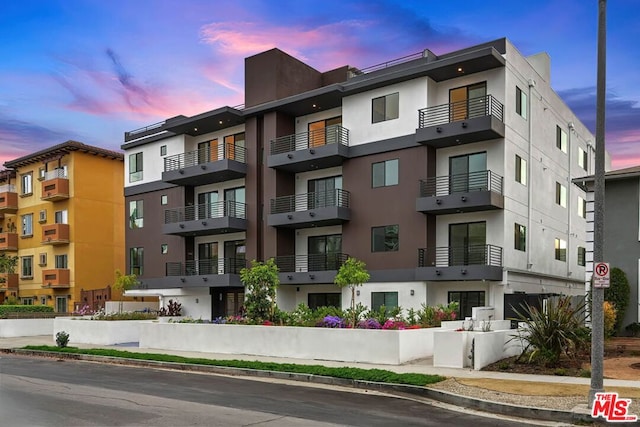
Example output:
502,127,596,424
382,319,406,330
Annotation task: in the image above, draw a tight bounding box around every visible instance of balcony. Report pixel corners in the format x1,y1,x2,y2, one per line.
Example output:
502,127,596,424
416,170,504,214
41,224,70,245
162,144,247,186
416,245,503,281
415,95,505,148
41,269,71,289
276,253,349,285
41,170,70,201
165,258,246,287
163,201,247,236
268,189,351,229
268,125,349,172
0,273,18,291
0,232,18,251
0,185,18,214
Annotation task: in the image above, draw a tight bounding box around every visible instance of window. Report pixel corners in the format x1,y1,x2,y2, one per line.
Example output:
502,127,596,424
38,253,47,266
161,244,168,254
555,182,567,207
516,86,527,119
371,225,399,252
450,152,487,192
54,210,68,224
160,145,167,156
555,238,567,261
21,256,33,278
224,132,246,161
308,293,341,310
161,195,168,205
556,126,567,153
372,159,398,187
448,291,486,319
21,214,33,237
55,254,68,269
578,196,587,218
129,200,143,228
372,92,399,123
224,187,246,218
56,297,67,313
371,292,398,311
578,147,588,170
21,173,33,195
129,152,143,182
39,209,47,223
514,223,526,251
449,82,487,121
308,118,341,148
308,234,342,270
515,155,527,185
577,246,586,266
130,247,144,275
22,298,34,305
38,167,46,180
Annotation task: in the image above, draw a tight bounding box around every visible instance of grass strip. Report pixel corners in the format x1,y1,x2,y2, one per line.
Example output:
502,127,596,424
23,345,444,387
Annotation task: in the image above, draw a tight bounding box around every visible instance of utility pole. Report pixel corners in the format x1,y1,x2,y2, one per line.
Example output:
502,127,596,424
589,0,606,407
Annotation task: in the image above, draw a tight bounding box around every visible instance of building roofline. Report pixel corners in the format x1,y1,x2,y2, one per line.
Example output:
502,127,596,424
572,165,640,189
4,140,124,169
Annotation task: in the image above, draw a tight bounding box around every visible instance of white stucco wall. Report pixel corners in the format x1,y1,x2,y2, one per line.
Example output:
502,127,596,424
0,319,54,337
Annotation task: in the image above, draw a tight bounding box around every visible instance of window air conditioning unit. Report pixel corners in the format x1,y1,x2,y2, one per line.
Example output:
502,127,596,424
39,210,47,223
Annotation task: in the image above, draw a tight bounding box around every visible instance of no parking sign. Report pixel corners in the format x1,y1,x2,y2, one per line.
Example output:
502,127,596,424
593,262,610,288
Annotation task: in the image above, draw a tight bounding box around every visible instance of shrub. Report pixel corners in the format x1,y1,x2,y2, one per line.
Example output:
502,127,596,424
382,319,406,330
91,312,157,321
158,300,182,317
605,267,630,334
603,301,617,338
241,259,279,323
320,315,346,328
0,305,54,316
357,318,382,329
625,322,640,337
55,331,69,348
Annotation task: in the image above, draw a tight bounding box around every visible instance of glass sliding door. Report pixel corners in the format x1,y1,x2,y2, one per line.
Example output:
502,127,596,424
449,82,487,122
224,187,245,218
224,240,246,274
197,191,218,220
198,139,218,163
307,176,342,209
449,222,486,266
449,152,487,193
198,242,218,275
308,234,342,271
308,116,342,148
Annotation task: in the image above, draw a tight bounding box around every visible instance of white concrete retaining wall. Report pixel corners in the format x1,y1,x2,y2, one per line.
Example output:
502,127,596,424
0,319,54,337
140,323,437,365
433,329,525,370
54,318,150,345
440,320,513,331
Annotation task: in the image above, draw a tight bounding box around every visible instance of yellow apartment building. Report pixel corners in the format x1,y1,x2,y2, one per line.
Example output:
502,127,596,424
0,141,124,311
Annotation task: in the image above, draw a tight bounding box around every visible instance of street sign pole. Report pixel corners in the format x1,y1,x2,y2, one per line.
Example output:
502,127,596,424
589,0,607,407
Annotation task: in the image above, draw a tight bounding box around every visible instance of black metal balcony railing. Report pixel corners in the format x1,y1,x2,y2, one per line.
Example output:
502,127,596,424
418,95,504,128
166,258,247,276
419,170,503,197
270,189,350,214
164,143,247,172
275,253,349,273
164,201,246,224
270,125,349,155
418,245,503,267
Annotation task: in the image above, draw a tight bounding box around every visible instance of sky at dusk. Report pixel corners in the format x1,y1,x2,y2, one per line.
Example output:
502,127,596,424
1,0,639,169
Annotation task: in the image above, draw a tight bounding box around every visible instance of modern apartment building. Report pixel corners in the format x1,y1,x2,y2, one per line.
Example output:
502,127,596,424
122,38,600,320
575,166,640,330
0,141,124,311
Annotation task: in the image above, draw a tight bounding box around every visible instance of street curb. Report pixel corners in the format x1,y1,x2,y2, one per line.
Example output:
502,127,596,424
2,349,594,424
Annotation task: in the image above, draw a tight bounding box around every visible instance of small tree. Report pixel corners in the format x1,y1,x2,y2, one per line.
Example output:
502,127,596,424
605,267,630,334
0,254,18,276
240,259,279,323
112,269,139,313
334,257,370,327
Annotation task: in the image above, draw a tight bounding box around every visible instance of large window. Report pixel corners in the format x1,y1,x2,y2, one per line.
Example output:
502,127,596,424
449,82,486,121
371,292,398,311
308,293,341,310
450,152,487,192
308,177,341,209
224,132,246,160
372,159,398,188
555,238,567,262
55,254,68,269
514,223,526,251
556,126,567,153
578,147,588,170
308,234,342,271
372,93,399,123
515,154,527,185
556,182,567,207
449,222,486,265
54,210,68,224
21,173,33,195
129,200,143,228
448,291,486,320
577,246,586,266
130,247,144,275
308,117,341,148
516,86,527,119
129,152,143,182
224,187,246,218
21,256,33,278
372,225,399,252
21,213,33,237
578,196,587,218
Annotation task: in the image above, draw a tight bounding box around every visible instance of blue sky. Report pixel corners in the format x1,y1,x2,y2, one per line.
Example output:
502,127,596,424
1,0,639,168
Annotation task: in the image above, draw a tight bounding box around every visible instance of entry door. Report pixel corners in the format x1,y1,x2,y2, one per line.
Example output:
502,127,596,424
198,242,218,275
308,234,342,271
308,116,342,148
308,176,342,209
449,222,486,266
198,139,218,163
449,152,487,193
197,191,218,220
224,240,246,274
449,83,487,122
56,297,67,313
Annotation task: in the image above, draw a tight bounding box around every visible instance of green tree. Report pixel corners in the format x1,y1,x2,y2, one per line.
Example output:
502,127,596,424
0,254,18,275
240,259,279,323
605,267,630,334
334,257,370,327
112,269,139,313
